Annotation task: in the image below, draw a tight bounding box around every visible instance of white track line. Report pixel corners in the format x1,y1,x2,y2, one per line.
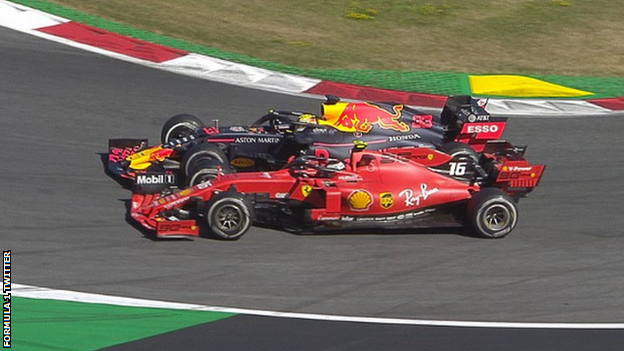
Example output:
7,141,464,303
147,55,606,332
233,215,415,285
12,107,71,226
13,284,624,329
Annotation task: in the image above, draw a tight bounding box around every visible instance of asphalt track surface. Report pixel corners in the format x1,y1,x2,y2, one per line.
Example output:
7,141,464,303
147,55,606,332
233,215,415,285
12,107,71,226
2,25,624,349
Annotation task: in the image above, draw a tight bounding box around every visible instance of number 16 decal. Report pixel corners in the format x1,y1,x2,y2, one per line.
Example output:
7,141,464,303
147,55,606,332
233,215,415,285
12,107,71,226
449,162,467,176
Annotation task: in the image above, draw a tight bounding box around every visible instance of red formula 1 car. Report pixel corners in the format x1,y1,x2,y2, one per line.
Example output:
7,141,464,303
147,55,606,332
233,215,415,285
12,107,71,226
130,141,545,240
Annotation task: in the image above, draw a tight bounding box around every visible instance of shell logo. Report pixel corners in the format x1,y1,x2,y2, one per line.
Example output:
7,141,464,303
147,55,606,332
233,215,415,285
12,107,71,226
231,157,255,168
348,190,373,211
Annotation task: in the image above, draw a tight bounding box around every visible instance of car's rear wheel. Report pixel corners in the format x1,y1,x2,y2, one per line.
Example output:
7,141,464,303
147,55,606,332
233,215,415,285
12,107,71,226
161,114,205,144
440,142,479,161
181,143,229,179
204,192,253,240
467,188,518,238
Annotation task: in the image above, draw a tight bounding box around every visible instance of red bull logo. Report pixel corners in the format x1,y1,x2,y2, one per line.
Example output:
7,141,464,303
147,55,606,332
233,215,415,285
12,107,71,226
323,102,410,133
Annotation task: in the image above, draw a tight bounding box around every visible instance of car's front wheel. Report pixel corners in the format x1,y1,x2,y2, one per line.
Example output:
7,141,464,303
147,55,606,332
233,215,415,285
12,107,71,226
204,192,253,240
161,114,205,144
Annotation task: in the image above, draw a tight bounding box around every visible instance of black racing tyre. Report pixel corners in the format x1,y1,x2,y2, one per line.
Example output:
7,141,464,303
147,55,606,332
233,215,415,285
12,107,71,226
440,141,479,161
204,192,253,240
181,143,229,178
187,159,231,187
161,114,205,144
467,188,518,238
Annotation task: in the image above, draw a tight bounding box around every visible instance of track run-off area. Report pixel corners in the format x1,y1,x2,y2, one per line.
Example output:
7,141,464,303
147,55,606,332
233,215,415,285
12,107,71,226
2,19,624,350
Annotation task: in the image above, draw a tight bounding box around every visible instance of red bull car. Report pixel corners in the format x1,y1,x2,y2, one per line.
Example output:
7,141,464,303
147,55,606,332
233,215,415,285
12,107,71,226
109,95,508,193
130,142,545,240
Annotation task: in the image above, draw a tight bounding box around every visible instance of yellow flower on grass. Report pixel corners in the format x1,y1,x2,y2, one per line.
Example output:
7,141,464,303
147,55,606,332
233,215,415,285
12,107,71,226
552,0,571,6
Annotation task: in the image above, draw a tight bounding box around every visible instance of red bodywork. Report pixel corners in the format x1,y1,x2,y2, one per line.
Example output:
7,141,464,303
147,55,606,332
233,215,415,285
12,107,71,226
130,148,545,238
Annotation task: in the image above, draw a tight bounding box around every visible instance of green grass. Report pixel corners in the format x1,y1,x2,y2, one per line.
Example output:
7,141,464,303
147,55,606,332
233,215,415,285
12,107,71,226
38,0,624,77
14,297,235,351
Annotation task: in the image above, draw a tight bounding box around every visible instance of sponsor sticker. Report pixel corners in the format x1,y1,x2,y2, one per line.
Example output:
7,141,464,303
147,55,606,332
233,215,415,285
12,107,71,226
197,181,212,190
467,114,490,123
380,192,394,209
203,127,220,135
231,157,255,168
387,134,421,142
229,126,246,132
235,137,280,144
399,184,439,207
317,215,341,221
338,175,361,181
348,190,373,211
136,174,176,185
340,209,432,222
461,122,506,139
179,189,192,196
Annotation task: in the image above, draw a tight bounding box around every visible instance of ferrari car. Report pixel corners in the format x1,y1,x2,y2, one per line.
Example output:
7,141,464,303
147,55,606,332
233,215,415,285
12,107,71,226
108,95,508,193
129,141,545,240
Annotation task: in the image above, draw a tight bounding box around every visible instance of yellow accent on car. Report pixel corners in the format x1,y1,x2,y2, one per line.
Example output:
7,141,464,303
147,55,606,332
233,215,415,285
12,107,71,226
348,190,372,211
353,140,368,149
319,102,350,130
301,185,313,197
127,146,163,170
380,192,394,209
231,157,255,168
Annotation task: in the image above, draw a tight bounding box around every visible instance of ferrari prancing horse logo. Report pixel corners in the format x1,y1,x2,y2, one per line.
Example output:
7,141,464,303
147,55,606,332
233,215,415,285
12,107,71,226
301,185,313,197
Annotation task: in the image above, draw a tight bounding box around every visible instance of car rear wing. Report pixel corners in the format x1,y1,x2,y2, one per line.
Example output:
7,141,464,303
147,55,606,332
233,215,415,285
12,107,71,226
481,141,546,196
494,160,546,197
472,140,545,195
441,96,508,152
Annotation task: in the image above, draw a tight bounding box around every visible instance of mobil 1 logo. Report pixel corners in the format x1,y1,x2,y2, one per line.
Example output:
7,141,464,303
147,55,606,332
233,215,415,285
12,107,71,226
136,173,176,185
134,173,177,193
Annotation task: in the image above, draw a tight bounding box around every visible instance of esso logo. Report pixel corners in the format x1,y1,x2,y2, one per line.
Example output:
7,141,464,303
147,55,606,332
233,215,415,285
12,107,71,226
466,124,499,134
